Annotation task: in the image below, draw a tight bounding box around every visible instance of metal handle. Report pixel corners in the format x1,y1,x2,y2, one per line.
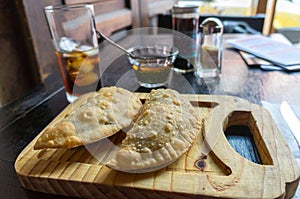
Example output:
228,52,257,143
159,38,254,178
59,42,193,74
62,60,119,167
96,31,134,58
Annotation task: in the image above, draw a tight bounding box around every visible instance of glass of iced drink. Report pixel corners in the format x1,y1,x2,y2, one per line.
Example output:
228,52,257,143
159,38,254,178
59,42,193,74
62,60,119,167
44,4,101,102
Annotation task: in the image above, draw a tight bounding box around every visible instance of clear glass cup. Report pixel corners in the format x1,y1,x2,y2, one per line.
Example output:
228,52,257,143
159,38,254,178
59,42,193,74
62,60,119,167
127,45,179,88
44,4,101,102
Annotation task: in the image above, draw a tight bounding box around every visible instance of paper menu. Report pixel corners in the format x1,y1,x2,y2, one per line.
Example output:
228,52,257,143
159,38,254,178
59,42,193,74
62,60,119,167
227,35,300,70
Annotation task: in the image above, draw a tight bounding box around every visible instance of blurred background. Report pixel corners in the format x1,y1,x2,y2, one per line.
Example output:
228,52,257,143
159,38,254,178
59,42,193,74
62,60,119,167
0,0,299,108
180,0,300,30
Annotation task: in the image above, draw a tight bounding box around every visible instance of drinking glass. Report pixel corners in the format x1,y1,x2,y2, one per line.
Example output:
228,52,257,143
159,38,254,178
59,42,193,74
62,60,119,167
44,4,101,102
127,45,178,88
172,4,199,73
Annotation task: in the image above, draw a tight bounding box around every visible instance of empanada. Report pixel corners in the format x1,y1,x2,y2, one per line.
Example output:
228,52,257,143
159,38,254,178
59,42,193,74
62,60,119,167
106,89,201,173
34,87,142,149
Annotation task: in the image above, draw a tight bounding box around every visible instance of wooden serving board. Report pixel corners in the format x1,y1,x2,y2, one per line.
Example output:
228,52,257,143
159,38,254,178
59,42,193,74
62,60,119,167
15,93,299,198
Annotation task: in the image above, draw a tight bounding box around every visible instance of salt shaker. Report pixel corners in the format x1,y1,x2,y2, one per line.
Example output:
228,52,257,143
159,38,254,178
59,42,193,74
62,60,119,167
172,4,199,73
195,17,223,78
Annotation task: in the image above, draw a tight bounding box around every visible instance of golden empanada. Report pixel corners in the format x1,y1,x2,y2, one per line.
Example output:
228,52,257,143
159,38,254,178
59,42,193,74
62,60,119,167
106,89,201,173
34,87,142,149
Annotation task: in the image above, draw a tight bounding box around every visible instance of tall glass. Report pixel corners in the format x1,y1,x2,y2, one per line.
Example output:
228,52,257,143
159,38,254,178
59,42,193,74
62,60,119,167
44,4,101,102
172,4,199,73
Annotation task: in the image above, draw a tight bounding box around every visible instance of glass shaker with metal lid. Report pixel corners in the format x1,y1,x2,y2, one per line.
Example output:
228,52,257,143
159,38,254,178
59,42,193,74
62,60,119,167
195,17,223,78
172,4,199,73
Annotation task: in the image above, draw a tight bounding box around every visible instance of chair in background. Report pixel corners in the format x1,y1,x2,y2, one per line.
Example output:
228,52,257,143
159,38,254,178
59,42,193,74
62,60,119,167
259,0,277,35
221,0,278,34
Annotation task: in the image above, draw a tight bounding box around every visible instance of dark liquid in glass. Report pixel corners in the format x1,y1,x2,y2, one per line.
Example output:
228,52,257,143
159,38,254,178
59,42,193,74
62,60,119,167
172,17,198,72
55,48,101,97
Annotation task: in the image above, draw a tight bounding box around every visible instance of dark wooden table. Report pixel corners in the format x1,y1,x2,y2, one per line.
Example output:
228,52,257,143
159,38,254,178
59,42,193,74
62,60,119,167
1,33,300,198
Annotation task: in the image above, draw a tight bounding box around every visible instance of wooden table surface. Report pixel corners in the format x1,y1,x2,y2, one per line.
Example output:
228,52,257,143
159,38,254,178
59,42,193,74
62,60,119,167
1,33,300,198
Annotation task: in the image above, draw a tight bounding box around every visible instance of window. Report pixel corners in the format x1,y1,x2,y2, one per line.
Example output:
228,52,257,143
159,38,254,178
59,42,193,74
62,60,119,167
178,0,300,29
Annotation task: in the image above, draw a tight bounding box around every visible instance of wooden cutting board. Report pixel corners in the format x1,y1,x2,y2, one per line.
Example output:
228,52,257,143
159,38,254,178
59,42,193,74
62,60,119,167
15,93,299,198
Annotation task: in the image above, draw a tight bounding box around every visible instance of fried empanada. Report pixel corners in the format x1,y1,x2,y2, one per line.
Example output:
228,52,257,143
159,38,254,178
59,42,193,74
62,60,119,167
106,89,201,173
34,87,142,149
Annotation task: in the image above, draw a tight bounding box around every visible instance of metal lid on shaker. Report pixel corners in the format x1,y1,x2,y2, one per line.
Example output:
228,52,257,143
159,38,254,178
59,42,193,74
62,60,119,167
172,4,199,14
199,17,223,34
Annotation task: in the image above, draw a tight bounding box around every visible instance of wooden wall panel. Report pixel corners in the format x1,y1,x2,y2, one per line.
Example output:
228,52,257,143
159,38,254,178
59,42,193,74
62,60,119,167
65,0,133,36
139,0,177,27
0,0,40,107
18,0,64,81
95,9,132,36
93,0,125,15
66,0,126,15
64,0,108,4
